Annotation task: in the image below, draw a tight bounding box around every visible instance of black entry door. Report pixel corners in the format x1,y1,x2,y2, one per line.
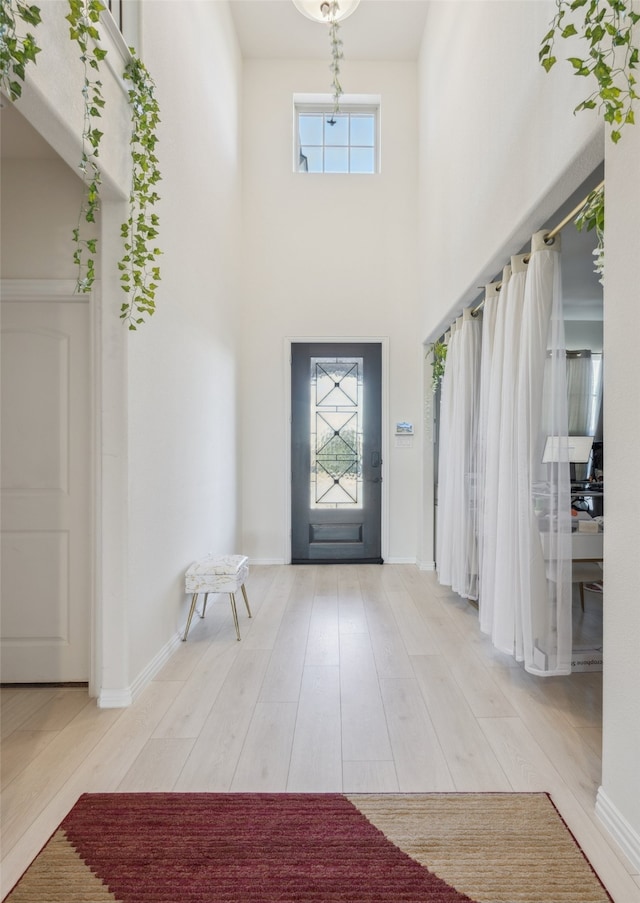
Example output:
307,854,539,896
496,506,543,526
291,342,383,563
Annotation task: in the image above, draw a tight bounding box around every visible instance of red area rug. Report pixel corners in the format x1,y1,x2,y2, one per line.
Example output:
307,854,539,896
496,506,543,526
5,793,612,902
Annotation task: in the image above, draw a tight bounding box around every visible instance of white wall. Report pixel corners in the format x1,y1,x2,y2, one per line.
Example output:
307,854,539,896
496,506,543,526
0,159,84,278
597,118,640,870
240,60,421,563
418,0,640,867
126,1,243,678
418,0,603,341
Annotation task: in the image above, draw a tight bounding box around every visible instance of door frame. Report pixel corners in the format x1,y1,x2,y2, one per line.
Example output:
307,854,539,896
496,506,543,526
1,278,97,687
1,270,129,705
284,336,390,565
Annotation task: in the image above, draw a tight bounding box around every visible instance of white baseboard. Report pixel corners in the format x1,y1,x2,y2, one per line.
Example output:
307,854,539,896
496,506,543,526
97,631,182,709
97,687,133,708
249,558,286,565
596,785,640,872
418,560,436,571
385,557,417,565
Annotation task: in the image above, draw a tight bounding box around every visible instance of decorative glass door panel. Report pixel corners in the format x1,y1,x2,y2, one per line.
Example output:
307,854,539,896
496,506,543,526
292,343,382,563
311,357,363,509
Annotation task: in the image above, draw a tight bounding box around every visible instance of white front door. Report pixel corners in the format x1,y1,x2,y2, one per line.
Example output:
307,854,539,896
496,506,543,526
1,297,91,682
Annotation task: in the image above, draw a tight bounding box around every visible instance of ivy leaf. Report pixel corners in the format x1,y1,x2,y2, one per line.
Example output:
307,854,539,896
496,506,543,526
540,0,638,144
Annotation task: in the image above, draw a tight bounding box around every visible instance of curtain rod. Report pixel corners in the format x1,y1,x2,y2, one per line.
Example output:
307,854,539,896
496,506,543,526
470,179,605,318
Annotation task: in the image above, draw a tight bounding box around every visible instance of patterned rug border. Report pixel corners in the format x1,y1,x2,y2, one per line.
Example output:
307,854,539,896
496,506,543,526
5,791,614,903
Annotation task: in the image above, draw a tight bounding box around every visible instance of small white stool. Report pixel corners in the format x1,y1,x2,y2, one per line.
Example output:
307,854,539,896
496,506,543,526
183,554,251,641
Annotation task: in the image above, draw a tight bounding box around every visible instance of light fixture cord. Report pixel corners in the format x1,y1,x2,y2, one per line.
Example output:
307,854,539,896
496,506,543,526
327,1,344,112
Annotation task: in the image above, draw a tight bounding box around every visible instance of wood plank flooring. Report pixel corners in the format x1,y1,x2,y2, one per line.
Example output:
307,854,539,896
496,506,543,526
1,564,638,901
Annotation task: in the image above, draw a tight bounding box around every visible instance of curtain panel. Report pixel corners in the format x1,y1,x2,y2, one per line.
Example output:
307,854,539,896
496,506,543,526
436,231,572,676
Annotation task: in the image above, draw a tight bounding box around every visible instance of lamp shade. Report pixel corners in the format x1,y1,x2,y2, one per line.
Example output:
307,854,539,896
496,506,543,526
292,0,361,23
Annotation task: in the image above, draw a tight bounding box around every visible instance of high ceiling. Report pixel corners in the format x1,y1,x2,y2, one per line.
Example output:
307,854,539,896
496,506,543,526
228,1,430,61
0,0,429,161
0,0,602,321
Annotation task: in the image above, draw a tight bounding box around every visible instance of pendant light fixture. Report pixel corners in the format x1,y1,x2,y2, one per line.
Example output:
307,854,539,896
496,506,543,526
291,0,361,23
292,1,361,110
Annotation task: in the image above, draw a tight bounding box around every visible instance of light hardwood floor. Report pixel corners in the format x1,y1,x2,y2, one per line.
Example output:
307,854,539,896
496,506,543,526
2,565,639,901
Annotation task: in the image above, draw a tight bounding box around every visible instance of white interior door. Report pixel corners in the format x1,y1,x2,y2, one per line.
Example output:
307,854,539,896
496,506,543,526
1,298,91,682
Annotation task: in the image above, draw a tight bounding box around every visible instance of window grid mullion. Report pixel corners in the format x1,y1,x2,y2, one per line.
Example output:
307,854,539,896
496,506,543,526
296,104,377,174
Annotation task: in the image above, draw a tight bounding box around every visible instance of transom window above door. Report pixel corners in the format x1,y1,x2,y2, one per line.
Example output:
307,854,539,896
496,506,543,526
294,94,380,174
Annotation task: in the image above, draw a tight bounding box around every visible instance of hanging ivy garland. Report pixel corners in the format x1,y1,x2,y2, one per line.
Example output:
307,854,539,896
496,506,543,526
539,0,639,282
574,183,605,283
66,0,106,293
0,0,41,100
539,0,640,144
1,0,161,326
428,340,448,393
119,53,161,330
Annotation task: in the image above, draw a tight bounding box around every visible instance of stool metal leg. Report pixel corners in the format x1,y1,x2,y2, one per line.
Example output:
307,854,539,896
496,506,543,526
200,593,209,618
183,593,199,641
241,583,252,618
229,593,241,641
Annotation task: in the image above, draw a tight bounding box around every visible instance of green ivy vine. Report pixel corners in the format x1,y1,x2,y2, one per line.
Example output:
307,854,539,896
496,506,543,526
540,0,640,143
119,53,161,330
0,0,41,100
428,340,448,393
540,1,639,282
66,0,107,293
1,0,162,326
574,182,605,282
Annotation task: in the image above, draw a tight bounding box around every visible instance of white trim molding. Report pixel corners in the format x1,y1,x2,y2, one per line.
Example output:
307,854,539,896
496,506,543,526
97,687,133,709
418,560,436,571
1,278,82,303
596,786,640,873
98,631,183,708
249,558,287,566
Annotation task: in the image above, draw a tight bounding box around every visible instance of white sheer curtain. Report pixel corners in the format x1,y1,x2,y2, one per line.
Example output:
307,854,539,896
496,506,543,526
437,232,571,675
516,231,572,676
474,283,500,604
488,255,528,655
451,308,482,598
436,310,482,598
436,324,457,588
479,264,511,634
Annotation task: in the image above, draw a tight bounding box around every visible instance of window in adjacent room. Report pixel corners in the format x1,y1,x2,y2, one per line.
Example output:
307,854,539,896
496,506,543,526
294,95,380,174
